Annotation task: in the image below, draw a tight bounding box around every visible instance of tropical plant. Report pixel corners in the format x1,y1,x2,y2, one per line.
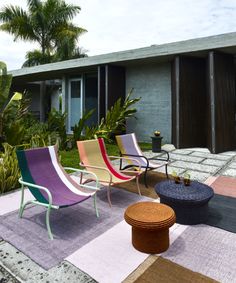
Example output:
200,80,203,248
48,108,67,149
0,61,27,147
72,89,141,143
0,0,87,66
0,143,20,194
0,61,12,143
73,109,95,143
96,88,141,141
3,90,32,146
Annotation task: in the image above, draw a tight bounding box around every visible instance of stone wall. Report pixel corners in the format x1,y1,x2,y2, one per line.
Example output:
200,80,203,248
126,62,172,143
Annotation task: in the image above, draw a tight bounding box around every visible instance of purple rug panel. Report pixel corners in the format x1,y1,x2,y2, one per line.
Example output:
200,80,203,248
0,188,150,270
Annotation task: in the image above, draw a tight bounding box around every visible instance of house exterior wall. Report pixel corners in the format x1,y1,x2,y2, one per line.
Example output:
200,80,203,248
126,63,172,143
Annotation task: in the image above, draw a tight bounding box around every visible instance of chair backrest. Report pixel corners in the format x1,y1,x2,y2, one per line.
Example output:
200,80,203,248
116,133,147,166
16,145,90,206
77,138,131,183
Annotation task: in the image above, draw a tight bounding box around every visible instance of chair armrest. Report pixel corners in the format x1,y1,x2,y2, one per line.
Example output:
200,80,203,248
120,153,150,167
63,166,100,189
79,162,113,184
108,155,142,171
18,177,55,207
149,150,170,162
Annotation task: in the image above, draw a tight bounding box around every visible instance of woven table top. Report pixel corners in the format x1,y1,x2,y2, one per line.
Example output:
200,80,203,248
124,201,175,230
155,180,214,203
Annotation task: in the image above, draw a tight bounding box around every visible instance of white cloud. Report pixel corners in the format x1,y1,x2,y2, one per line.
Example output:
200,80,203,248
0,0,236,70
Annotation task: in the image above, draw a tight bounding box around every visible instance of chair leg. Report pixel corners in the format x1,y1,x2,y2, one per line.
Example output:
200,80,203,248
93,194,99,217
107,185,112,207
136,176,142,196
165,165,169,179
19,183,25,218
46,205,53,240
144,168,148,188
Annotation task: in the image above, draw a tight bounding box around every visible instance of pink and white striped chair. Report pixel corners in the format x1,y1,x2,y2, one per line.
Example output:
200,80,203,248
116,133,170,187
77,138,142,206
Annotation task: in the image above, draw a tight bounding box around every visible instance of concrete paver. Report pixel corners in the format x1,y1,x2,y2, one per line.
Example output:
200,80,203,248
169,153,204,163
190,151,233,161
170,149,194,155
226,162,236,169
0,242,96,283
170,160,220,174
220,168,236,177
201,159,227,167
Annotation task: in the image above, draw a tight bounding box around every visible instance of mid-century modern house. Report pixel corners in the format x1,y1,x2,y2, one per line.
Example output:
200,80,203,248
10,32,236,153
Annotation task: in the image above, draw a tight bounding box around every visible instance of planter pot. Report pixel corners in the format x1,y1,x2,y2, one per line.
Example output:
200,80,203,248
151,136,163,153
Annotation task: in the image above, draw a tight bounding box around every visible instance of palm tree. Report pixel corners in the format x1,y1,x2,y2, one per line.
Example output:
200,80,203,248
0,0,87,67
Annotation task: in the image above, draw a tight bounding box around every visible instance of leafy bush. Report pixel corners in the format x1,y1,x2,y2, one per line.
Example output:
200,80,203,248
97,89,140,141
3,91,31,146
72,88,141,143
48,108,67,149
73,109,95,143
0,143,20,194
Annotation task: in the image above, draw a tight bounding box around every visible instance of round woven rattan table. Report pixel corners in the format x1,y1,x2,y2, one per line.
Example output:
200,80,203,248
124,201,176,254
155,180,214,225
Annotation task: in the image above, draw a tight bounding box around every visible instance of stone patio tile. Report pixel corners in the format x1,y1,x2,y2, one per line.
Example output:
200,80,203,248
226,162,236,169
189,151,232,161
0,265,20,283
181,170,211,182
185,148,210,153
201,159,227,167
162,144,176,152
154,166,186,176
219,151,236,156
170,160,219,174
220,168,236,178
170,149,193,155
169,153,204,163
0,242,96,283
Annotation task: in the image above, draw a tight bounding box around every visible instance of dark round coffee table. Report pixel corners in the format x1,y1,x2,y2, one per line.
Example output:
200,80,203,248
155,180,214,225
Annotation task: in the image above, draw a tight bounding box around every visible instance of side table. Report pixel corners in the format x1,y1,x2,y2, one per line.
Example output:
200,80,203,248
124,201,176,253
155,180,214,225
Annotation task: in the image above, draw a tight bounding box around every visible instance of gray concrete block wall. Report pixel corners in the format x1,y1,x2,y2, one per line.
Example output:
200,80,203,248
126,62,172,143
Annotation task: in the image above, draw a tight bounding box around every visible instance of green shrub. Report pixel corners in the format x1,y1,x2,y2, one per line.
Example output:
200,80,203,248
73,109,95,143
48,108,67,149
0,143,20,194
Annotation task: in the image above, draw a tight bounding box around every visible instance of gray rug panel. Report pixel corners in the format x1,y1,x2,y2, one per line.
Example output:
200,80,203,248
0,188,150,270
207,194,236,233
163,225,236,283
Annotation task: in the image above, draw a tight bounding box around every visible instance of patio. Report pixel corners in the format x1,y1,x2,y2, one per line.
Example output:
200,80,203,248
1,145,236,282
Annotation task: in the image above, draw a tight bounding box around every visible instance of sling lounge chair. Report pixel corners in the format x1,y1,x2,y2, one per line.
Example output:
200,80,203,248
16,145,100,240
77,138,142,206
116,133,170,187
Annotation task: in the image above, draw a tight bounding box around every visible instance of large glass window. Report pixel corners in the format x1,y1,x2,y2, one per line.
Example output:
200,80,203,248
68,79,82,132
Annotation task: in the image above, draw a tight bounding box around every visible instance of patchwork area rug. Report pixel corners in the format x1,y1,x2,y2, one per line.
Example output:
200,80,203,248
162,224,236,283
125,256,218,283
0,187,150,270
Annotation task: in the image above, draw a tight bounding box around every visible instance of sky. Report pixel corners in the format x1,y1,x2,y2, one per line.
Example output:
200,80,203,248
1,0,236,70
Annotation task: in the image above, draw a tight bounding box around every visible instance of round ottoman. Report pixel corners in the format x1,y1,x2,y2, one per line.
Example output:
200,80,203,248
124,202,176,254
155,180,214,225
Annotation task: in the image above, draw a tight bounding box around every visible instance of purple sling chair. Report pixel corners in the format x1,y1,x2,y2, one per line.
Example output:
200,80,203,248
16,145,100,240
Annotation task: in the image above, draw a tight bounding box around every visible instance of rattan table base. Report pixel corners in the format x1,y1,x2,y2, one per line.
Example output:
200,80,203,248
124,202,176,254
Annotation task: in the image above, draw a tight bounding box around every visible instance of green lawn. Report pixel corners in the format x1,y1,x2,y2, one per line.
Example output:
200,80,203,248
60,142,152,168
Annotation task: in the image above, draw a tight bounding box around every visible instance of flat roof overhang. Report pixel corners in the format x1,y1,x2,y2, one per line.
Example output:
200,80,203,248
10,32,236,84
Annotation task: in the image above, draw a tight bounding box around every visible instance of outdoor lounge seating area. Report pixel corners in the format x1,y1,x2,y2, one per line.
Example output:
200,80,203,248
1,143,236,282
